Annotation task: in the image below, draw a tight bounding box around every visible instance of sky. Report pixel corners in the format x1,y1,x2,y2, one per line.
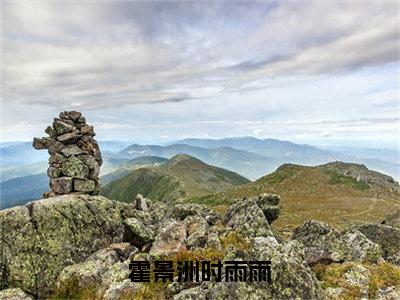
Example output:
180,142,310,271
1,1,399,148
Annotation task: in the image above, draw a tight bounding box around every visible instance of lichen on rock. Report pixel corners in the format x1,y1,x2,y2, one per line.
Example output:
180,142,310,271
32,111,102,197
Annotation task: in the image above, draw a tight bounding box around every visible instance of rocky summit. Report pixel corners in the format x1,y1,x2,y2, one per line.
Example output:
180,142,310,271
0,191,399,299
1,113,399,299
32,111,102,197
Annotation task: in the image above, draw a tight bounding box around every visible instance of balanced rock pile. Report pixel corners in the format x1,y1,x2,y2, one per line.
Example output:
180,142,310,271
33,111,102,197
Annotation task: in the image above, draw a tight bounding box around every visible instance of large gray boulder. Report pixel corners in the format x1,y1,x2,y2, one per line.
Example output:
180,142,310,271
0,195,136,297
357,223,400,265
224,197,274,238
293,220,383,265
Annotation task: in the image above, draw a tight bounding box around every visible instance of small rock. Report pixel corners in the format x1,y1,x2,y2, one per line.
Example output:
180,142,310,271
135,194,148,211
53,119,74,134
51,177,73,194
62,156,89,179
49,153,66,167
80,124,94,135
67,111,82,121
184,215,209,249
57,131,82,144
206,231,222,250
77,116,86,123
0,288,32,300
149,219,187,258
377,286,400,300
74,178,96,192
61,144,84,157
45,126,57,138
32,137,46,150
109,243,136,260
47,167,62,178
174,287,206,300
103,279,138,300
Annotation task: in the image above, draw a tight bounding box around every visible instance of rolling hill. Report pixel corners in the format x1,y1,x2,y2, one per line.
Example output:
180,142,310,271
187,161,400,233
176,137,399,179
118,143,276,180
101,156,168,185
101,154,250,203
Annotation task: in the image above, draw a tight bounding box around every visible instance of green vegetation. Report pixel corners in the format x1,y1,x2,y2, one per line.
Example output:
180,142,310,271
313,262,400,299
324,169,370,191
184,163,400,232
101,154,249,203
102,168,184,203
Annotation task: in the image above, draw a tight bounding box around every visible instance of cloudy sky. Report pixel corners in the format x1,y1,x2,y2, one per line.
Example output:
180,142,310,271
1,1,399,148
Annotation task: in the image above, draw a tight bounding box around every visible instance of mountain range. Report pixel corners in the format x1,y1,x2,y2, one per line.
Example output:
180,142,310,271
188,161,400,234
101,154,249,202
1,137,399,209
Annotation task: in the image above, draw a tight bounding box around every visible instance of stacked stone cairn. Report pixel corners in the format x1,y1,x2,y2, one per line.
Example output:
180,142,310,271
33,111,102,197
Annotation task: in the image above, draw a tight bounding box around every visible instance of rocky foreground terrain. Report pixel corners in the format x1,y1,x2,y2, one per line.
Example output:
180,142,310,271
1,193,399,299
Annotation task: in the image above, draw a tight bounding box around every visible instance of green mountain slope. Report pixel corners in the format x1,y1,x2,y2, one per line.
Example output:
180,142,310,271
188,161,400,231
101,156,167,185
0,173,49,209
119,143,275,180
101,154,250,203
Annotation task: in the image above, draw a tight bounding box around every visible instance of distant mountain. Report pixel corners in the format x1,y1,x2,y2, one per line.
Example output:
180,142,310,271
178,136,351,162
189,161,400,232
176,137,399,179
102,154,250,203
97,140,134,152
101,156,168,185
0,156,167,209
0,173,48,209
0,142,47,166
119,143,276,180
323,146,399,165
0,161,47,183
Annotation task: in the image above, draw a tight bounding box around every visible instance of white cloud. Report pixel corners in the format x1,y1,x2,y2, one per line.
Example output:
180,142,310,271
1,1,398,145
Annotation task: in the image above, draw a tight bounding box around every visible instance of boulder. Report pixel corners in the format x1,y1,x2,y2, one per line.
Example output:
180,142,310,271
123,217,154,248
357,223,400,265
55,247,133,298
0,288,32,300
382,210,400,229
149,219,187,258
184,215,209,249
255,193,281,223
293,221,383,265
171,203,220,225
0,195,126,297
135,194,148,211
224,197,274,237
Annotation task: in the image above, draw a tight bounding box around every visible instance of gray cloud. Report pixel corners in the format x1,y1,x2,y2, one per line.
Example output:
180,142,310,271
2,1,398,111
